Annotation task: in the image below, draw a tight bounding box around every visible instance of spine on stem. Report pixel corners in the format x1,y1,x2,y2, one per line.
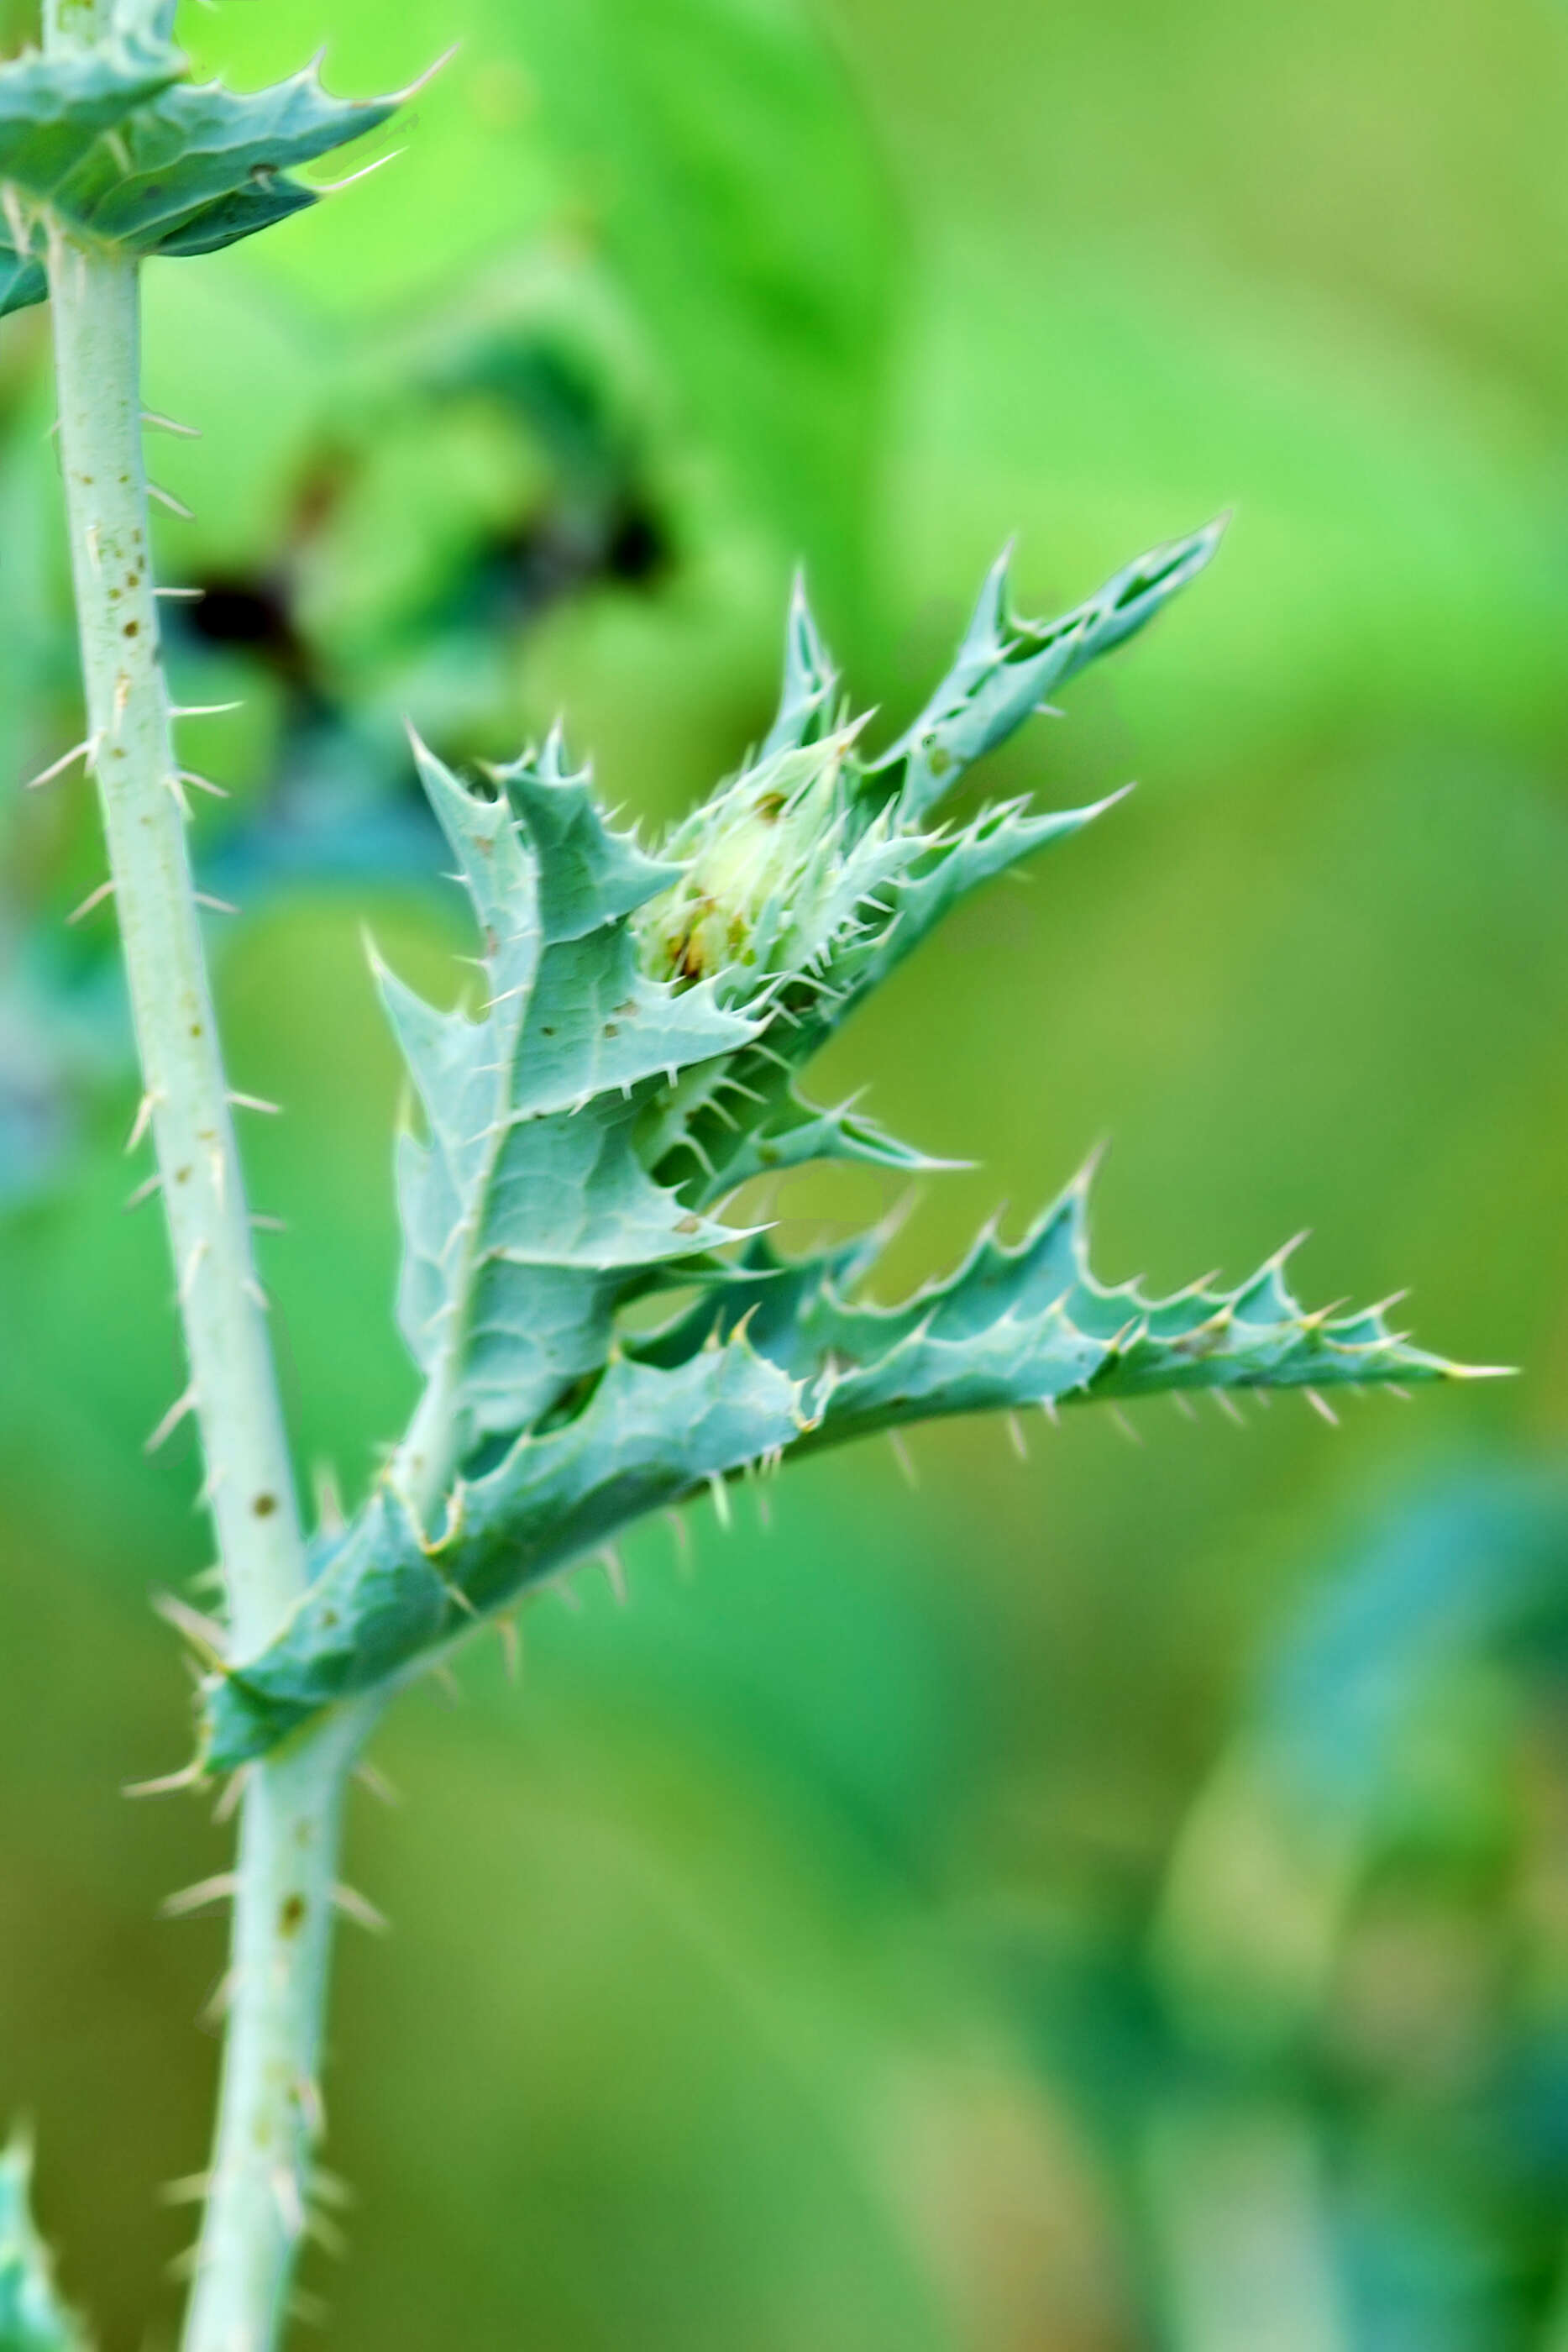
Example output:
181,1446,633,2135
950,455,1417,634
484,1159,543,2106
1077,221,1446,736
45,231,334,2352
48,232,302,1656
48,228,365,2352
10,9,401,2342
178,1709,375,2352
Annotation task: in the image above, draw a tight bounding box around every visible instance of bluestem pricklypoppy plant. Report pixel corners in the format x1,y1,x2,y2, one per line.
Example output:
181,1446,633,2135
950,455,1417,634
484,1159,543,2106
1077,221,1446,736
2,3,1493,2346
199,528,1480,1775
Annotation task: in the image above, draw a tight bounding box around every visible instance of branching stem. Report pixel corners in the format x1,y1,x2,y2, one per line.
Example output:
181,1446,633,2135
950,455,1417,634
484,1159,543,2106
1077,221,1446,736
42,8,369,2345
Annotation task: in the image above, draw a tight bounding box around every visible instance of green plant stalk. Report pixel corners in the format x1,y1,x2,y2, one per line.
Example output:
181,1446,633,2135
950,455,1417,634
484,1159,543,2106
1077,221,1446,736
44,139,301,1672
41,10,367,2343
179,1703,377,2352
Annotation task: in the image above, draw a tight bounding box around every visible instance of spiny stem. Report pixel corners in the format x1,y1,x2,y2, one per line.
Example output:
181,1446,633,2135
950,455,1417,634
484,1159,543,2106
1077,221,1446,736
177,1704,379,2352
41,10,367,2346
46,235,301,1652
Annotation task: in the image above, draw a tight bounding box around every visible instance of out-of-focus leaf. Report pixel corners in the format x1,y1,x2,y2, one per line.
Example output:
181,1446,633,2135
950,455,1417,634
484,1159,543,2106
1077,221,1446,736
505,0,894,595
0,2139,87,2352
1256,1468,1568,1822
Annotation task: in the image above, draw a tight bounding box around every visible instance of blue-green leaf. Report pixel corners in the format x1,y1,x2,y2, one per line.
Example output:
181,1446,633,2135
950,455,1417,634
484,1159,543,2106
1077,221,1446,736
869,521,1225,822
192,529,1484,1772
383,736,758,1458
642,1159,1478,1443
205,1338,805,1767
0,25,397,316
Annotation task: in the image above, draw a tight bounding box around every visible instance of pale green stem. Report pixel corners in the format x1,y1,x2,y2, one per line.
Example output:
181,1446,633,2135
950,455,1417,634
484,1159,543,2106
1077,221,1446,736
180,1703,380,2352
40,8,372,2344
45,160,301,1670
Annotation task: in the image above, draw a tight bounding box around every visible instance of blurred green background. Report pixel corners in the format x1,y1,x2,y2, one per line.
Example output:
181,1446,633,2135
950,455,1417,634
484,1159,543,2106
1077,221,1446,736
3,0,1568,2344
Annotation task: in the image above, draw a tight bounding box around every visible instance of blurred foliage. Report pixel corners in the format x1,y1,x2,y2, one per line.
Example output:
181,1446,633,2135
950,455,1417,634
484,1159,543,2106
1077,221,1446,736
0,2137,87,2352
2,0,1566,2344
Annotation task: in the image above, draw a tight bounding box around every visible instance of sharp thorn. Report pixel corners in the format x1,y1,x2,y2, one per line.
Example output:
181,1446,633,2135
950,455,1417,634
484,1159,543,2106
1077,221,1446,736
194,1459,228,1509
887,1429,919,1488
144,1385,198,1454
148,481,195,518
23,736,94,790
160,1872,239,1919
152,1589,227,1663
177,1238,209,1304
142,410,202,438
390,41,461,106
123,1761,204,1800
158,2172,214,2207
271,2166,306,2241
211,1767,249,1825
1303,1386,1340,1426
352,1760,401,1807
66,877,115,924
312,1461,345,1536
228,1092,281,1115
194,892,240,915
496,1615,522,1683
306,2207,349,2260
331,1882,389,1935
197,1965,240,2030
314,144,405,196
600,1546,627,1605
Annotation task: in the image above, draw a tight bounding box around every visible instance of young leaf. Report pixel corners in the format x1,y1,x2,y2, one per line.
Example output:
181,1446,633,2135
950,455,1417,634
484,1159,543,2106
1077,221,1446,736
382,731,758,1468
197,524,1487,1773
